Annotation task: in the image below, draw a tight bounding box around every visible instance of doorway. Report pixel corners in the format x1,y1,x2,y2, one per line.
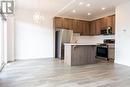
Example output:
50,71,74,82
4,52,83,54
0,15,7,71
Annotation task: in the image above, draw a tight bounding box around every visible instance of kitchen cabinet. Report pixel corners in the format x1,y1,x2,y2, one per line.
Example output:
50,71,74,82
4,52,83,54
106,15,115,34
100,16,112,28
85,21,90,35
108,47,115,59
68,19,73,30
63,18,69,29
54,17,63,28
72,19,78,33
54,17,89,34
64,44,96,66
112,15,115,34
82,21,90,35
77,20,83,34
74,20,90,35
100,15,114,28
95,19,102,35
90,21,96,35
106,16,113,27
54,15,115,35
100,18,107,28
95,15,115,35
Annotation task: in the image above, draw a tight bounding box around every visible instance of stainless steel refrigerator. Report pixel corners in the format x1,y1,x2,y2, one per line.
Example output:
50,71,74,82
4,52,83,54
55,29,73,59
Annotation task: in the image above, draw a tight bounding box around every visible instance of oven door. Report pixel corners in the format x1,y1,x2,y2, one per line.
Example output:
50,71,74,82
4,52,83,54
96,46,108,58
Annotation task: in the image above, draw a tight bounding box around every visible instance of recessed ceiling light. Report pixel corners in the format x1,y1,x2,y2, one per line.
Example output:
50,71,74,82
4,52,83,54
86,4,91,7
72,10,76,13
102,7,106,10
79,2,84,5
88,13,91,15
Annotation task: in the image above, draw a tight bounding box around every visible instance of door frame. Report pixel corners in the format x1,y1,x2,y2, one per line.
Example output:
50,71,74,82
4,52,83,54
0,15,7,71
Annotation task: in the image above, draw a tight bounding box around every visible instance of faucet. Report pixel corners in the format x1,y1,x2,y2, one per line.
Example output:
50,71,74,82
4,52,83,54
75,40,78,43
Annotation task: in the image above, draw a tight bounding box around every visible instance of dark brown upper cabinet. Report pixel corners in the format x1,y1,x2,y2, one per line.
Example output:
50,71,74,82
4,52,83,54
54,15,115,35
95,19,102,35
72,19,78,33
97,15,115,34
63,18,69,29
100,17,107,28
82,21,90,35
106,16,113,27
68,19,74,30
112,15,115,34
54,17,63,29
77,20,83,34
90,21,96,35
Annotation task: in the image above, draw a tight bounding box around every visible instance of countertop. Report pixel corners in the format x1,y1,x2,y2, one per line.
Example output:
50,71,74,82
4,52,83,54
64,43,97,46
64,43,115,48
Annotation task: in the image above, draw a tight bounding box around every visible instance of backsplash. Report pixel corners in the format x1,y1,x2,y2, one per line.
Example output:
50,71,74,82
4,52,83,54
72,34,115,44
71,33,80,43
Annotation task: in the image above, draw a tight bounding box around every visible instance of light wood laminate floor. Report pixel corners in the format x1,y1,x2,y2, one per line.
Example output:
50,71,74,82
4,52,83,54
0,58,130,87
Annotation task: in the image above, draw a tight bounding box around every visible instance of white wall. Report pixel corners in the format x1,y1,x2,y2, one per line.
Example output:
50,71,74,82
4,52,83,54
15,9,54,60
115,1,130,66
7,15,15,61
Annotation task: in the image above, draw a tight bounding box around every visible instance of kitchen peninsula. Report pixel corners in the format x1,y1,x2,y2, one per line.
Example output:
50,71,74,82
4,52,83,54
64,43,97,66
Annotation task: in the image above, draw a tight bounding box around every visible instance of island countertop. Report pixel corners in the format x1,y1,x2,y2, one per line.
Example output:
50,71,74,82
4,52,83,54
64,43,97,46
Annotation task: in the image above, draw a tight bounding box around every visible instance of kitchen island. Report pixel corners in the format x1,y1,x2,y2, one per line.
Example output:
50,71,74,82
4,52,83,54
64,43,97,66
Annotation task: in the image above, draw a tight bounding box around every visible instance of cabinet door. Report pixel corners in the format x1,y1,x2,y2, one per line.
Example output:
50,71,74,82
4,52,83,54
82,21,90,35
90,21,96,35
112,15,115,34
63,18,69,29
77,20,83,34
101,16,113,27
85,21,90,35
54,17,63,28
95,19,101,35
106,16,112,27
101,17,107,28
68,19,73,30
73,20,78,33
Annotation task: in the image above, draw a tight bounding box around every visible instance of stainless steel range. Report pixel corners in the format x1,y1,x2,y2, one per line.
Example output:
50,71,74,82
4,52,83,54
96,39,115,60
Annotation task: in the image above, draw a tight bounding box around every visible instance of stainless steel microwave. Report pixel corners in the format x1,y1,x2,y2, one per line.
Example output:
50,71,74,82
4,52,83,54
101,26,112,35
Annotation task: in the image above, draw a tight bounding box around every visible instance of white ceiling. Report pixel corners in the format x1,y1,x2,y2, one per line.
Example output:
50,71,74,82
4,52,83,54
16,0,130,20
15,0,71,16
